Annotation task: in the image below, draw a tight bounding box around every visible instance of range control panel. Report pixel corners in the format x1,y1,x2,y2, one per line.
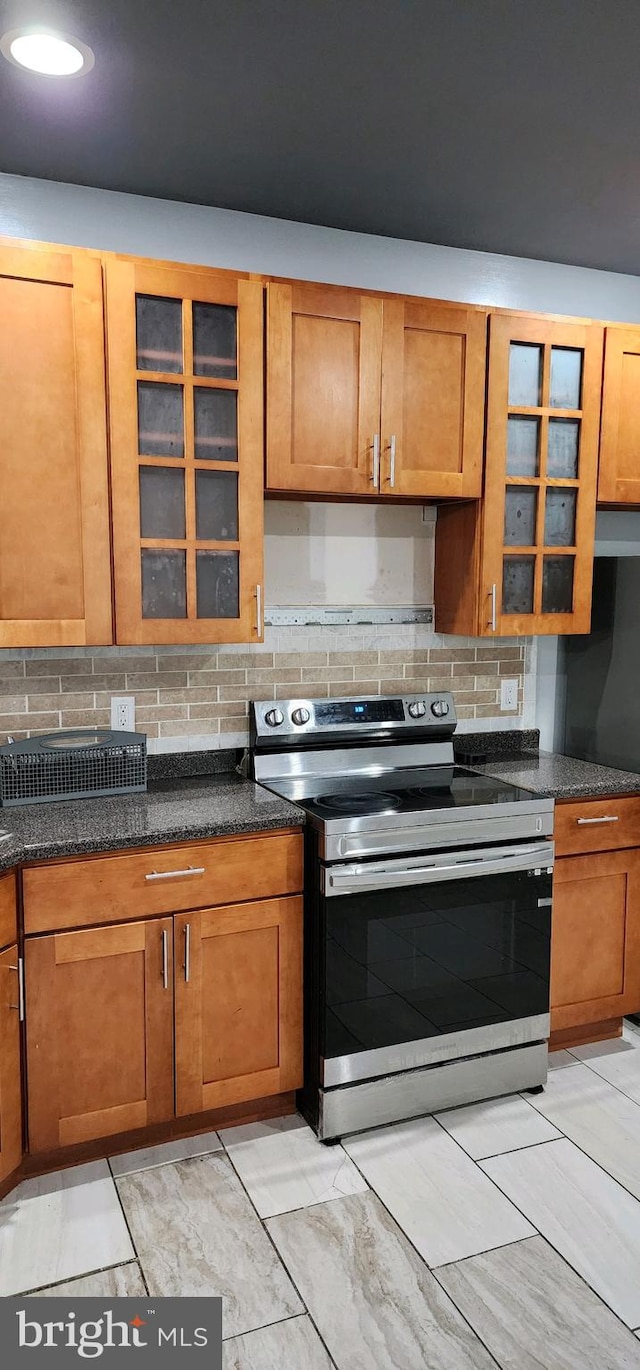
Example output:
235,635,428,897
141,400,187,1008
251,693,456,739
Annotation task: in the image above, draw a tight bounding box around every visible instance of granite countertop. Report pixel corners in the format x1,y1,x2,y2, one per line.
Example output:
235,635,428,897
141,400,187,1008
0,771,305,871
470,749,640,801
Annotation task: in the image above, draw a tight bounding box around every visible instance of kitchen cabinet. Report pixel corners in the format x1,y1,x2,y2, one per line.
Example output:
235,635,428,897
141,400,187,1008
25,918,175,1153
435,312,604,636
598,326,640,504
0,240,112,647
266,281,486,499
175,896,303,1114
106,257,265,644
0,871,22,1186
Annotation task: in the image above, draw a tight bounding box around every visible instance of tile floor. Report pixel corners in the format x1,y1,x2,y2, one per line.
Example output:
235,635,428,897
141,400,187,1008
4,1027,640,1367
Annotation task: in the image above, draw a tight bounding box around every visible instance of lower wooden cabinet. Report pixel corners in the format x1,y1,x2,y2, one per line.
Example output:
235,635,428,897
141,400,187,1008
175,896,303,1114
0,943,23,1183
551,848,640,1037
25,918,175,1154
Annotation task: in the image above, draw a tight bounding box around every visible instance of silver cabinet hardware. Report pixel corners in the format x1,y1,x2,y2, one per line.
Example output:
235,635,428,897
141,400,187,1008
388,434,396,488
488,584,497,632
8,958,24,1020
184,923,191,983
576,815,620,825
161,929,169,990
371,434,380,487
255,583,263,637
145,866,206,881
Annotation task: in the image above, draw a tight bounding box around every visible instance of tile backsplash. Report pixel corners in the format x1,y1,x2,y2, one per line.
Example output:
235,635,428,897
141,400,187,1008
0,626,532,754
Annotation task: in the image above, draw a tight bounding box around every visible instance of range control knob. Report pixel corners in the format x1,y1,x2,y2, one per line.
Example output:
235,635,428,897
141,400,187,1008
291,707,311,726
407,701,426,718
431,699,450,718
264,708,284,728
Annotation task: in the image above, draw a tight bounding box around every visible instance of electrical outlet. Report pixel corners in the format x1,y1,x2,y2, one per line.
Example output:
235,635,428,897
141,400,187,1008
110,696,135,731
500,678,519,712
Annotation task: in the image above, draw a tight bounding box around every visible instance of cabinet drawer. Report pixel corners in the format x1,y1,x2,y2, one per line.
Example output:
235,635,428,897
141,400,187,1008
0,871,17,951
555,797,640,857
23,830,303,935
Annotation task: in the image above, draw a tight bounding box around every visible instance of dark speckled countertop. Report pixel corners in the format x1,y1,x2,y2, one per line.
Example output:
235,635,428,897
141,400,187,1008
0,769,305,871
455,731,640,800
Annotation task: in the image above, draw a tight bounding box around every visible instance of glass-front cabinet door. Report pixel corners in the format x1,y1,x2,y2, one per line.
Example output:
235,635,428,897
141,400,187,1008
481,314,603,635
106,259,264,644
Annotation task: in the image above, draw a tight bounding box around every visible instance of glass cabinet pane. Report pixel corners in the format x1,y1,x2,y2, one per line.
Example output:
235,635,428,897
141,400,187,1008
138,382,184,457
196,550,239,617
195,470,238,541
504,487,538,546
139,467,185,539
544,488,576,546
193,303,237,378
548,419,579,478
508,344,542,406
549,348,582,409
141,550,187,618
542,556,574,613
503,556,535,615
506,417,540,476
136,295,183,373
194,388,238,461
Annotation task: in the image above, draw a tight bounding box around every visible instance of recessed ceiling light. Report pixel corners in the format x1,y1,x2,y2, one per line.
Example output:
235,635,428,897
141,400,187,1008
0,27,94,77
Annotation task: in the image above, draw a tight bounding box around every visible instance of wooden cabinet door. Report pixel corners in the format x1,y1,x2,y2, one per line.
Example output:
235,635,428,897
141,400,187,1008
551,849,640,1035
107,259,264,644
0,241,112,646
26,918,174,1153
0,871,17,952
481,313,603,636
0,944,22,1184
380,300,486,498
175,896,303,1115
267,282,383,495
598,327,640,504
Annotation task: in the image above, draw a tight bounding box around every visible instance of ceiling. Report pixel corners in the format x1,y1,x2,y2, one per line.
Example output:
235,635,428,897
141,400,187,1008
1,0,640,274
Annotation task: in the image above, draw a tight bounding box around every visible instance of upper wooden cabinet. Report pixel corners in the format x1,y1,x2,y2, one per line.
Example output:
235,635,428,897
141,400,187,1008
435,313,604,636
266,282,486,499
106,258,265,644
0,242,112,647
598,326,640,504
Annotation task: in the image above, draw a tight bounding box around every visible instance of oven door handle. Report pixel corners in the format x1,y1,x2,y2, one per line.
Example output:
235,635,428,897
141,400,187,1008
324,845,554,895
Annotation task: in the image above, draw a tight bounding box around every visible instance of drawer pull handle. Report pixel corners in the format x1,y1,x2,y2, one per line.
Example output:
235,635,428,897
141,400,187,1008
184,923,191,984
161,929,169,990
576,815,620,826
145,866,206,881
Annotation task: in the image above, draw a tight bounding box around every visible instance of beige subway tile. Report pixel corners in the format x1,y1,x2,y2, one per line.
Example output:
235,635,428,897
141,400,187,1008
215,652,274,669
498,660,525,675
0,662,25,681
475,674,507,690
159,686,217,705
327,650,379,666
60,709,110,727
402,674,432,690
61,674,126,692
473,660,499,675
135,705,189,724
453,690,499,706
449,675,483,692
21,676,62,694
418,661,454,678
429,648,476,662
455,705,476,718
159,719,221,736
246,667,303,684
155,654,217,672
220,683,275,702
301,667,353,683
92,655,158,674
25,658,88,676
186,669,246,686
477,645,522,660
441,664,476,681
378,649,430,664
276,682,328,698
475,704,516,717
188,702,248,719
0,696,28,713
137,723,159,738
127,671,190,689
275,652,327,668
29,692,94,712
377,677,407,692
95,690,159,708
0,711,59,731
329,681,379,697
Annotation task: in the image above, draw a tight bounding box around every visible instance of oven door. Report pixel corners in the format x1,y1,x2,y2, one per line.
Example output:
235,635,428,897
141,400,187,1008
319,841,553,1087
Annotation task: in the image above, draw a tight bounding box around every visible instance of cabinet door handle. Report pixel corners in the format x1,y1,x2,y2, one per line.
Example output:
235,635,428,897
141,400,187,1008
487,584,497,632
8,958,24,1020
184,923,191,983
145,866,206,881
161,930,169,990
371,434,380,487
388,434,396,488
576,815,620,825
255,583,263,637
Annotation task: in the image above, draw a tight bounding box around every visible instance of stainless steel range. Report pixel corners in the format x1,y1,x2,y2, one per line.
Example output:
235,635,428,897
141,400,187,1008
251,693,554,1141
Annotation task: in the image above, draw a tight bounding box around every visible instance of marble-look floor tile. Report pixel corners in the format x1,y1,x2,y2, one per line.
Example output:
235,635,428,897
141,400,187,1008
28,1262,146,1297
109,1129,222,1177
436,1094,560,1160
437,1235,640,1369
117,1153,302,1337
343,1115,533,1266
548,1049,577,1070
223,1315,333,1369
267,1191,498,1370
527,1062,640,1200
570,1028,640,1104
223,1114,367,1217
481,1138,640,1327
0,1161,134,1297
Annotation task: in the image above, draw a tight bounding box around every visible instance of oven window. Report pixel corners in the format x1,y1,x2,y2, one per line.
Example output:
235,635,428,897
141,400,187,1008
322,869,551,1061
